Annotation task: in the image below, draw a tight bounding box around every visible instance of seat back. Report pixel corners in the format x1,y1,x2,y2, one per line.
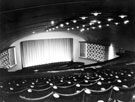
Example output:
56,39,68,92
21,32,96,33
111,85,135,102
52,89,84,102
84,86,112,102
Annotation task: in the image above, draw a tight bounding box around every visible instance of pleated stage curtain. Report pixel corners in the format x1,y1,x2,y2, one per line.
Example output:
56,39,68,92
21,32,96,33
21,38,73,68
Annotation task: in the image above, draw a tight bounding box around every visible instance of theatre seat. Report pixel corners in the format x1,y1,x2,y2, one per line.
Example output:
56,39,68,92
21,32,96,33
84,86,112,102
54,84,76,94
0,61,134,102
111,85,135,102
19,91,53,102
2,88,27,102
51,90,84,102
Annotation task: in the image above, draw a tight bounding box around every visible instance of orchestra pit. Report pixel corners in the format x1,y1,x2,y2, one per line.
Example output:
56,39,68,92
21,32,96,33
0,0,135,102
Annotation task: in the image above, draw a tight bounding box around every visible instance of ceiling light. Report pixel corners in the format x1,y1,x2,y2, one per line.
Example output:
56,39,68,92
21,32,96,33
106,24,110,26
87,28,89,30
76,26,79,29
80,28,85,32
91,27,96,29
67,28,70,31
71,27,74,30
56,26,59,29
49,29,52,31
82,25,85,27
32,31,35,34
80,16,88,20
51,21,55,25
91,20,97,23
89,22,93,25
115,22,119,25
60,24,64,27
119,15,127,19
124,20,129,24
107,18,113,22
66,22,69,25
73,20,77,23
97,21,101,24
98,25,102,28
91,11,102,16
52,28,55,30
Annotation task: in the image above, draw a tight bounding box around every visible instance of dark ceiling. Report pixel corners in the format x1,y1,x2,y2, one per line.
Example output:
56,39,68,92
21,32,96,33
0,0,135,51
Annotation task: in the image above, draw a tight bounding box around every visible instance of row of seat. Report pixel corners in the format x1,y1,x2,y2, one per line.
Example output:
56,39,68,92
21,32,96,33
1,84,135,102
0,69,134,93
0,63,135,102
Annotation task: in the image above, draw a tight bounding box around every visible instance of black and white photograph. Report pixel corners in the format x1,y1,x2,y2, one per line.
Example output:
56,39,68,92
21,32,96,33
0,0,135,102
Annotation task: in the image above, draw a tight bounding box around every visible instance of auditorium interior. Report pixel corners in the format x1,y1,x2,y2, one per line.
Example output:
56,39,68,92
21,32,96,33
0,0,135,102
